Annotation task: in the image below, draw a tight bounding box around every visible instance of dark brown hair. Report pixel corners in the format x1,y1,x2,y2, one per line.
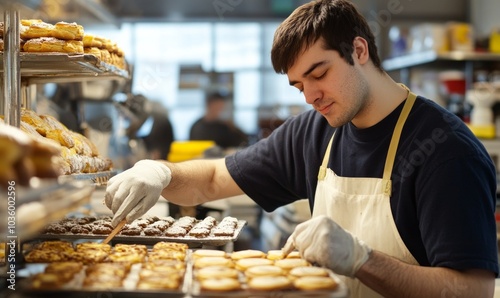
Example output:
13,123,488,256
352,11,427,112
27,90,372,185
271,0,382,74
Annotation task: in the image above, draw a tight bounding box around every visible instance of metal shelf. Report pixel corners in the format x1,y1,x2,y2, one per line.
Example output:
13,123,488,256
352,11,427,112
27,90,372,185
0,52,129,84
382,50,500,71
0,179,95,240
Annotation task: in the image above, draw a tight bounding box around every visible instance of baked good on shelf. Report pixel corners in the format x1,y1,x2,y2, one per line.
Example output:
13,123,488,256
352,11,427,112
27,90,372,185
31,273,66,289
84,46,101,59
0,121,62,186
52,22,84,40
20,21,54,40
23,37,84,53
21,19,44,26
83,34,103,48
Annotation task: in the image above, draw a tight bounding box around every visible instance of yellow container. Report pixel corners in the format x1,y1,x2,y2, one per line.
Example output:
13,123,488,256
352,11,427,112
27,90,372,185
167,140,216,162
490,28,500,53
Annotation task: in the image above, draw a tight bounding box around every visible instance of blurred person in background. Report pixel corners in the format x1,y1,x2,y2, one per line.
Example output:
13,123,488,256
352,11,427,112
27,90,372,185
189,91,248,149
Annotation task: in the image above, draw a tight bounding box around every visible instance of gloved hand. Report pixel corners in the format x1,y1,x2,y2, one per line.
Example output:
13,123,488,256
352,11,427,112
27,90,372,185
105,159,172,227
282,215,371,277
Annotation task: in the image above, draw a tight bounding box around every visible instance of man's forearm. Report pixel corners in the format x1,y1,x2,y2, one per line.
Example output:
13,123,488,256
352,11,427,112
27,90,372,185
356,250,495,298
160,158,243,206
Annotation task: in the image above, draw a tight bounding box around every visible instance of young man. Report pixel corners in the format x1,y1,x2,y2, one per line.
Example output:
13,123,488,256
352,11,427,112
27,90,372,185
105,0,498,296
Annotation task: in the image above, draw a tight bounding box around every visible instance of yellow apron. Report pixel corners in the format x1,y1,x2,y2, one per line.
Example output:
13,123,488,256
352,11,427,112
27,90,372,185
312,87,419,298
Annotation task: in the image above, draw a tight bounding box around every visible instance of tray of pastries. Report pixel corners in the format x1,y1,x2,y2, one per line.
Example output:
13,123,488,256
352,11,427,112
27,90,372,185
37,215,246,247
19,241,348,298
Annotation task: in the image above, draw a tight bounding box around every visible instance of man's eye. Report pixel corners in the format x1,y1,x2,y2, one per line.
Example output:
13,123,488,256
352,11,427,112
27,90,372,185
315,71,327,80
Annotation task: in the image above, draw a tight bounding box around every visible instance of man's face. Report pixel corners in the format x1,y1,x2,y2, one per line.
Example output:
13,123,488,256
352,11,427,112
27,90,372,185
287,39,369,128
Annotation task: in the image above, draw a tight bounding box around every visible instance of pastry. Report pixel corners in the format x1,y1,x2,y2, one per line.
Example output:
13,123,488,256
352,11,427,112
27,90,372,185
196,266,239,280
136,277,180,290
247,276,292,291
200,277,241,291
192,249,227,259
83,34,103,48
20,21,54,40
293,276,338,290
245,265,284,278
194,257,234,269
274,258,310,272
23,37,84,53
31,273,65,289
153,241,188,252
231,249,266,260
288,266,330,279
52,22,84,40
235,258,274,271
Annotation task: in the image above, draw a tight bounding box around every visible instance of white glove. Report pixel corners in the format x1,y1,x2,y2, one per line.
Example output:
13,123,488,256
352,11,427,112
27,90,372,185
105,160,171,227
282,215,371,277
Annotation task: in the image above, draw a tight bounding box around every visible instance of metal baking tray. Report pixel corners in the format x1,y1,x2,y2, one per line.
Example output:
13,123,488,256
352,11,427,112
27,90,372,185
17,249,349,298
35,220,247,247
58,170,117,186
16,261,189,298
0,52,129,84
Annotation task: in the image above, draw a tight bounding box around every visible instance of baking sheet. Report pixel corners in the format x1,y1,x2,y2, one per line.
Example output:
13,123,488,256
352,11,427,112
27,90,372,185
35,220,247,247
18,249,349,298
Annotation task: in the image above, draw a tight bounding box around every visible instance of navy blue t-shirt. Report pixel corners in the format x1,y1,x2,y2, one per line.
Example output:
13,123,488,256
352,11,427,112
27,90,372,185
226,96,499,275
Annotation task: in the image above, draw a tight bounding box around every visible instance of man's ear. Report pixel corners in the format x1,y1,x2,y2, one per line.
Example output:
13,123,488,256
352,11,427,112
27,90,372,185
352,36,369,65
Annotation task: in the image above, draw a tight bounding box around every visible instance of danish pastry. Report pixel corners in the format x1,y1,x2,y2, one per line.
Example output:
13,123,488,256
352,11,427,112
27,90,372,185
23,37,83,54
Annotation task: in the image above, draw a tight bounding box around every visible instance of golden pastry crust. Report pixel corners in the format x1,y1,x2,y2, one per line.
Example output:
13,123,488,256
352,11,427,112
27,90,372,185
84,46,102,60
83,34,103,48
196,266,239,280
293,276,338,291
247,276,292,291
21,19,44,26
136,277,180,290
194,257,234,269
235,258,274,271
274,258,310,272
0,38,3,51
193,249,227,259
31,273,65,289
200,277,241,291
52,22,84,40
245,265,284,278
153,241,189,252
23,37,83,53
288,266,330,278
20,21,54,40
231,249,266,260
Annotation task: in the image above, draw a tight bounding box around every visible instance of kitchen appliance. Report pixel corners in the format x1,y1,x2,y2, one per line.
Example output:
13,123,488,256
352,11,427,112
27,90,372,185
466,82,500,138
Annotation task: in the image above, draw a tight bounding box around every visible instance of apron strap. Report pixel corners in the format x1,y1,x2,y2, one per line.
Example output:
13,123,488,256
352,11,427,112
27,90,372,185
317,84,417,188
318,133,335,180
381,85,417,195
